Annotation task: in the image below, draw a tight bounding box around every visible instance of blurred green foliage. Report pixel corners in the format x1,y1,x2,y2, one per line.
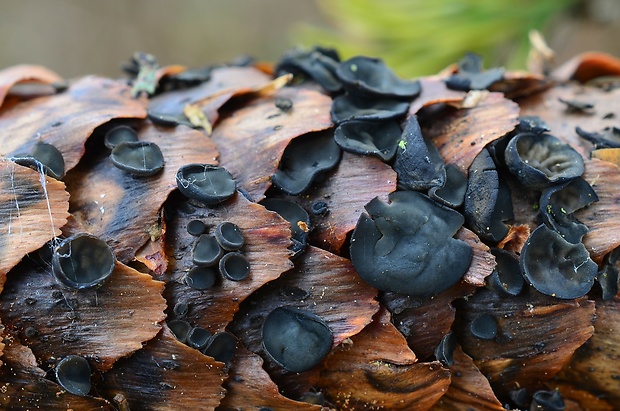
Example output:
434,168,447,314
294,0,577,77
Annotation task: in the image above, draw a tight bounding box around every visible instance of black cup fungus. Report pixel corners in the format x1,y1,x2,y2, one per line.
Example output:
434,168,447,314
486,248,524,297
215,221,244,251
103,125,139,149
168,320,192,343
192,234,224,267
518,116,550,135
55,355,92,396
330,94,410,125
203,331,237,364
52,233,116,289
531,390,566,411
186,219,207,236
275,47,342,93
13,141,66,180
147,109,194,128
173,301,189,318
110,141,165,177
445,52,504,91
470,313,498,340
219,252,250,281
186,327,212,350
176,164,236,204
576,126,620,149
262,307,332,373
428,164,467,208
260,198,310,258
434,331,457,367
185,266,218,290
334,119,402,161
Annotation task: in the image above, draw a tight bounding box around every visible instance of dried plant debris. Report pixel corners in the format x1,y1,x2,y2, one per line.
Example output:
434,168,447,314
0,64,62,107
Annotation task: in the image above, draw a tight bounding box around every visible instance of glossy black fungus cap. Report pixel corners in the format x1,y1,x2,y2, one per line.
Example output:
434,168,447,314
331,94,410,125
192,234,224,267
173,302,189,318
262,307,332,373
275,47,342,93
260,198,310,258
161,66,212,89
539,178,598,243
517,116,550,135
394,115,446,191
576,126,620,149
350,191,472,296
219,252,250,281
428,164,467,208
186,327,212,350
464,148,513,243
445,52,504,91
272,132,341,196
311,201,329,217
531,390,565,411
215,221,244,251
147,109,194,128
486,248,524,297
505,133,585,190
336,56,421,99
52,233,116,289
55,355,91,396
13,141,66,180
334,119,402,161
559,97,594,112
186,219,207,236
184,266,217,290
110,141,165,177
203,331,237,364
508,388,530,408
434,331,457,367
470,313,498,340
176,164,236,204
103,125,139,149
521,224,598,299
168,320,192,343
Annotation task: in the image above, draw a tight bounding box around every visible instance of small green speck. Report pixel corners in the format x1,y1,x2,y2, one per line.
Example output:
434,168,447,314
398,140,407,150
350,63,358,72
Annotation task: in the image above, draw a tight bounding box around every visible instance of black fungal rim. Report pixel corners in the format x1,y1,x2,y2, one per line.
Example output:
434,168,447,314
168,320,192,343
219,252,250,281
103,125,139,149
202,331,237,364
215,221,245,251
176,164,237,205
185,266,218,290
110,141,165,177
54,355,92,397
192,234,224,267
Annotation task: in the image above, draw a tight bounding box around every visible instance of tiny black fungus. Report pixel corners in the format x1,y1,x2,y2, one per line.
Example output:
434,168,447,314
275,47,342,93
597,246,620,301
52,233,116,290
333,119,402,161
486,248,524,297
394,115,446,191
168,320,192,344
434,331,457,367
350,191,472,296
186,326,212,350
185,266,218,290
192,234,224,267
330,94,410,125
470,313,498,340
13,141,66,180
110,141,165,177
272,131,342,196
260,198,310,258
539,178,598,244
219,252,250,281
575,125,620,148
176,164,237,204
508,388,530,408
147,109,194,128
336,56,421,99
275,97,293,112
202,331,237,364
428,164,467,208
161,66,212,89
24,326,38,338
55,355,92,397
521,225,598,299
173,301,189,318
531,390,566,411
186,219,207,236
517,116,550,135
558,97,594,112
262,307,332,373
445,52,504,91
464,148,513,243
215,221,245,251
103,125,139,149
311,200,329,217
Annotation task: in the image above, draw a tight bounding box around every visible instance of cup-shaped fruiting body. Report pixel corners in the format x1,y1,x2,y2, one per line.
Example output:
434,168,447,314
215,221,244,251
331,94,410,125
434,331,457,367
52,233,116,289
168,320,192,343
202,331,237,364
186,327,212,350
110,141,165,177
428,164,467,208
486,248,524,297
219,252,250,281
103,125,139,149
176,164,236,204
13,141,66,180
55,355,92,396
186,219,207,236
470,313,498,340
184,266,217,290
445,52,504,91
192,235,224,267
275,46,342,93
334,119,402,161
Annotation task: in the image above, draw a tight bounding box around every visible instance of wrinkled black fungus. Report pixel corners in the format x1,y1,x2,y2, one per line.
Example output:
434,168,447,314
576,126,620,148
275,97,293,112
559,97,594,112
55,355,91,396
276,47,342,93
311,201,329,217
147,110,194,128
184,266,217,290
334,119,402,161
168,320,192,343
192,235,224,267
103,125,139,149
597,246,620,301
52,233,116,289
505,133,584,190
176,164,236,204
272,132,341,195
262,307,332,373
203,331,237,364
517,116,550,135
336,56,421,99
428,164,467,208
394,115,446,191
110,141,165,177
539,178,598,243
173,302,189,318
13,142,66,180
331,94,410,124
186,219,207,236
215,222,244,251
470,313,498,340
531,390,565,411
350,191,472,296
486,248,524,297
186,327,212,350
521,225,598,299
508,388,530,408
434,331,457,367
219,252,250,281
464,148,513,243
445,53,504,91
260,198,310,258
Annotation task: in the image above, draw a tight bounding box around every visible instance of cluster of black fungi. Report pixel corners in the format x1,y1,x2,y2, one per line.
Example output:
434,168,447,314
168,314,237,365
105,125,165,176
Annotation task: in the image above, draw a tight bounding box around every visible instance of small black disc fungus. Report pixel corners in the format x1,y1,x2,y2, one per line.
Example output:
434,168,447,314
219,252,250,281
597,246,620,301
275,47,342,93
103,125,139,149
55,355,92,397
215,221,245,251
350,191,472,297
184,266,217,290
531,390,566,411
470,313,498,340
330,94,410,125
147,110,194,128
262,307,332,373
521,225,598,299
176,164,236,205
13,141,66,180
486,248,524,297
203,331,237,364
186,327,212,350
168,320,192,343
576,126,620,149
110,141,165,177
260,198,310,258
192,234,224,267
428,163,467,208
504,133,585,190
434,331,457,367
445,52,504,91
333,119,402,161
173,302,189,318
52,233,116,289
186,219,207,236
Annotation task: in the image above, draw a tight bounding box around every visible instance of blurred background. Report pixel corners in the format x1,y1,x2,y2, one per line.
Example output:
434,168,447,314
1,0,619,78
